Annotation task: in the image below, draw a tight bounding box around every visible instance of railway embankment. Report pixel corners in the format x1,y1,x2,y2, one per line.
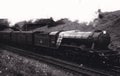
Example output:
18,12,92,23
0,48,80,76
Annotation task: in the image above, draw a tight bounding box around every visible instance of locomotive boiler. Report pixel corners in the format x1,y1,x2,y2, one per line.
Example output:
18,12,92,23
49,30,110,50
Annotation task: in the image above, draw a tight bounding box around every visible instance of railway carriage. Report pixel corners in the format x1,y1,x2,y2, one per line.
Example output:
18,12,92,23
0,31,11,43
17,31,27,44
23,31,33,45
11,31,20,43
11,31,33,45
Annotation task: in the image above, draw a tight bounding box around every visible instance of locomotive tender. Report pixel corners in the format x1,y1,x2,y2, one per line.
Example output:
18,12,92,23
0,30,119,65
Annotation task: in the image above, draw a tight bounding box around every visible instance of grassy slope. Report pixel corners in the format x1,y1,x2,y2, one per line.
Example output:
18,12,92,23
33,21,94,32
0,49,81,76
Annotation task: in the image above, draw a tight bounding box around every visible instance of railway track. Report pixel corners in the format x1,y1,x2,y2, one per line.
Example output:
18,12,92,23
0,44,113,76
110,66,120,74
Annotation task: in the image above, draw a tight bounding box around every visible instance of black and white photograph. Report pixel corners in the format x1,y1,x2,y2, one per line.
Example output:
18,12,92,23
0,0,120,76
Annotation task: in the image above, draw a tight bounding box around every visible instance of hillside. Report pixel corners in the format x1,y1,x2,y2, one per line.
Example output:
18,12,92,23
34,21,93,32
10,18,94,32
32,18,94,32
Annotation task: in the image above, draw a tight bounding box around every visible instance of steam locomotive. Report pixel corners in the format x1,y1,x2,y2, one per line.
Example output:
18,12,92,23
0,30,119,65
50,30,110,50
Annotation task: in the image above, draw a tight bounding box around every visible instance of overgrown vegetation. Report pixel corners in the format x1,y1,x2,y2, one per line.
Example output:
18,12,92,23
0,49,80,76
0,19,10,31
0,18,94,31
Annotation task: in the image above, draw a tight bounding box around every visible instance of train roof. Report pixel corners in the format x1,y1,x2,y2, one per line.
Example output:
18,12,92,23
11,31,34,33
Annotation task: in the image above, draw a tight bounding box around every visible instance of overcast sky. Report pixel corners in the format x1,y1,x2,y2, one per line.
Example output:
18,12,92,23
0,0,120,25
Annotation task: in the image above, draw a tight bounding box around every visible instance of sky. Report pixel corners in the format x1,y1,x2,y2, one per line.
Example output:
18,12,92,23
0,0,120,25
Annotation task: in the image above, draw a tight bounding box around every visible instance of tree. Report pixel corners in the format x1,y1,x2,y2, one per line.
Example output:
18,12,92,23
0,19,10,30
